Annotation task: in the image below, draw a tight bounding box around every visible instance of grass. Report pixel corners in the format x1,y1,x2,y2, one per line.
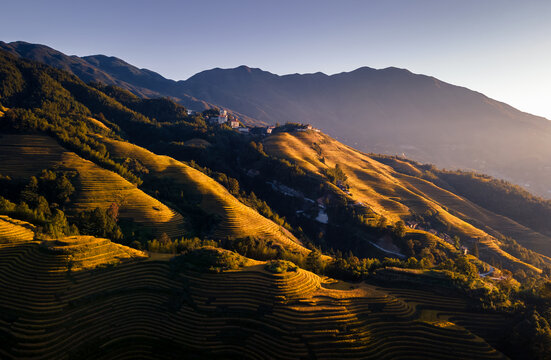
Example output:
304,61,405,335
0,134,185,238
44,235,148,271
86,117,111,131
263,131,542,273
0,215,35,243
0,239,509,359
100,136,311,255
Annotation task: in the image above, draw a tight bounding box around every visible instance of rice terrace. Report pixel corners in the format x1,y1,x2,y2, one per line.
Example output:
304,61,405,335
0,215,510,359
1,2,551,359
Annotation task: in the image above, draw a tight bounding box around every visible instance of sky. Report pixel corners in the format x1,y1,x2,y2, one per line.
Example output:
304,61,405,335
2,0,550,118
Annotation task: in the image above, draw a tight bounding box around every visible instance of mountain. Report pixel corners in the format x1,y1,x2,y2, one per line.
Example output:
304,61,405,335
0,41,259,124
263,129,551,265
0,41,171,98
179,65,551,198
4,41,551,198
2,46,551,359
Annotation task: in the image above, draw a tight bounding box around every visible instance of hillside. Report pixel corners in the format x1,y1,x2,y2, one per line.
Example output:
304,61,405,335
0,134,185,238
0,41,261,125
0,236,510,359
180,65,551,198
97,136,310,255
6,41,551,197
263,129,550,272
2,44,551,359
0,215,35,243
0,41,208,109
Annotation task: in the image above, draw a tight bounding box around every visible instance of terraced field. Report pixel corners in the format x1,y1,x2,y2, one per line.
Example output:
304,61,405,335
0,215,35,243
45,235,147,270
99,137,308,254
0,134,185,238
0,239,509,359
263,131,542,272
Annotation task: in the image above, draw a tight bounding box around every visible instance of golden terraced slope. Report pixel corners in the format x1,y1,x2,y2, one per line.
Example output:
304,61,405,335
0,215,35,243
0,134,185,238
0,238,509,359
264,130,546,272
99,136,310,255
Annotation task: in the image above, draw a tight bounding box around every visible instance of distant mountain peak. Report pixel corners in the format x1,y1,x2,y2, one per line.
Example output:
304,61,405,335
236,65,253,72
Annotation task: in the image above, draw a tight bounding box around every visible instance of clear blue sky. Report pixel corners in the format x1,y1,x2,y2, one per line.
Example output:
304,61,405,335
2,0,550,118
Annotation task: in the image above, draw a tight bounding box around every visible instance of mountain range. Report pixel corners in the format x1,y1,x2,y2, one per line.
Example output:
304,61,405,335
2,40,551,198
1,44,551,359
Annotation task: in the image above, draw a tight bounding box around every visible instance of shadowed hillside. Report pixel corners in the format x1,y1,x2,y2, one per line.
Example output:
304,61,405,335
0,234,509,359
0,41,261,125
98,136,310,255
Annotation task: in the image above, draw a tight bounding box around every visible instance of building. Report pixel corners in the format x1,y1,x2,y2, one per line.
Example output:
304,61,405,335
229,119,240,128
208,109,228,125
297,124,314,132
238,127,250,134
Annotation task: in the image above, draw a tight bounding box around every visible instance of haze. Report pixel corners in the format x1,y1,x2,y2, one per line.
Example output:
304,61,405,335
2,0,550,119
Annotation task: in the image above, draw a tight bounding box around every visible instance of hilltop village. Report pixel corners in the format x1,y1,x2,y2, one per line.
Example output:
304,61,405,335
199,108,319,136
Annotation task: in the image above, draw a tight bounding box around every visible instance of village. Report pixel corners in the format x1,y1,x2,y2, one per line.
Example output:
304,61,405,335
189,108,320,136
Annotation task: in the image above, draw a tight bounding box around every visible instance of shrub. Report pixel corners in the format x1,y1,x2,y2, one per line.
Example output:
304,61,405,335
265,259,298,273
171,247,246,273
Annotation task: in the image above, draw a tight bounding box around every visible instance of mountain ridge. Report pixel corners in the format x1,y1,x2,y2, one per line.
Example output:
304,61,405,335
2,47,551,358
4,40,551,196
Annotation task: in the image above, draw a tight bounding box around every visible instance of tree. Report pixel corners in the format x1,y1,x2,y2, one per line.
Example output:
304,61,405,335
21,177,39,205
227,177,240,195
46,209,71,238
455,256,477,278
405,239,415,257
107,202,119,222
306,249,324,273
77,207,123,240
325,164,347,184
54,175,75,203
453,235,461,249
159,232,171,245
393,220,406,239
439,258,455,271
36,196,51,218
419,258,432,269
406,257,419,269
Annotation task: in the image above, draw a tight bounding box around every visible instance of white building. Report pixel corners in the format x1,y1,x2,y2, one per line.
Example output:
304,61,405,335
209,109,228,125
